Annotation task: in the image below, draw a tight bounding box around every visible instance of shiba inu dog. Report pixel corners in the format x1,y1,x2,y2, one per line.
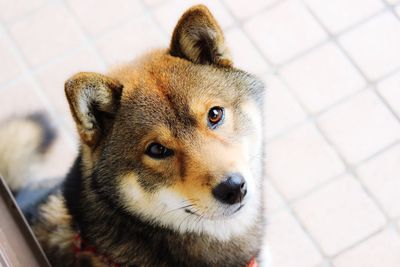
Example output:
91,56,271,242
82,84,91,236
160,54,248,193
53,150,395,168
0,5,266,267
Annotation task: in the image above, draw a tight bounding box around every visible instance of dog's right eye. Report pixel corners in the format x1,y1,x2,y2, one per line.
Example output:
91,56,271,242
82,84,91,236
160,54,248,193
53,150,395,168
145,143,174,159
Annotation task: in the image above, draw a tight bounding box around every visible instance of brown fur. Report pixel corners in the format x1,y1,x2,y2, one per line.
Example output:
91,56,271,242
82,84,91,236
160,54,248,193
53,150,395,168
3,5,266,267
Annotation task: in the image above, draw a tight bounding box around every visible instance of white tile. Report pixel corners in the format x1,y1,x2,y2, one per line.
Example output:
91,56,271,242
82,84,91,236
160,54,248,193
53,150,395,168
223,0,278,20
318,90,400,164
264,180,286,214
305,0,384,33
264,75,307,139
143,0,165,6
153,0,235,34
95,16,167,65
0,80,47,120
0,36,23,84
9,2,84,67
378,72,400,118
386,0,400,4
280,43,366,113
244,0,327,64
67,0,143,36
267,122,345,200
339,12,400,81
225,28,270,75
357,144,400,218
294,175,386,256
333,228,400,267
0,0,44,23
266,210,323,267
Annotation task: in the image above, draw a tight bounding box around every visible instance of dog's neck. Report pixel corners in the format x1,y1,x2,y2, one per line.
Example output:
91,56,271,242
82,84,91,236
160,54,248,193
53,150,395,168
63,154,263,266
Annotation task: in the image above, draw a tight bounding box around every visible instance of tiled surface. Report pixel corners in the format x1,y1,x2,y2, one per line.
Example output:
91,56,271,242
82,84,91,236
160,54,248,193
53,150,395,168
265,210,324,267
267,122,345,200
225,27,270,75
318,90,400,164
280,43,366,113
264,76,307,139
339,12,400,81
244,0,327,65
293,174,386,256
223,0,279,20
333,228,400,267
0,33,23,84
1,0,400,266
9,2,85,67
66,0,144,37
304,0,384,34
378,72,400,117
95,15,167,65
357,144,400,218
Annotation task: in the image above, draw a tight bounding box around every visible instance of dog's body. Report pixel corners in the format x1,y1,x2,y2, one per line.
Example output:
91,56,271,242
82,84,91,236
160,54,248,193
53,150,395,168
0,5,266,267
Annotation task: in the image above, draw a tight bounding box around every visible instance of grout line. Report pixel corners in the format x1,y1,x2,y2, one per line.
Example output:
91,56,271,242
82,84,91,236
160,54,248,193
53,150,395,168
139,0,172,38
307,4,395,232
267,175,329,261
380,0,400,20
330,225,388,259
372,79,400,124
221,0,284,25
304,3,400,125
300,3,400,234
285,139,400,206
222,0,388,77
271,6,388,73
218,0,277,68
61,0,109,70
1,0,63,26
261,2,400,259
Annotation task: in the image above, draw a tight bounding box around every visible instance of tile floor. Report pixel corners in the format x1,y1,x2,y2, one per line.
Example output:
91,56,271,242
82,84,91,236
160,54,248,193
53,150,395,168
0,0,399,266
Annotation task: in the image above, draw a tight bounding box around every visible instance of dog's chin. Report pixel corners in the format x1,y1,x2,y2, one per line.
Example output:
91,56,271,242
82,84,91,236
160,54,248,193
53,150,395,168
184,202,247,220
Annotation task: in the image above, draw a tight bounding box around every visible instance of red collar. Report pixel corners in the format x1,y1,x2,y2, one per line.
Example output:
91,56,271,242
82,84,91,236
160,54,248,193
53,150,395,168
247,257,259,267
73,233,258,267
73,233,120,267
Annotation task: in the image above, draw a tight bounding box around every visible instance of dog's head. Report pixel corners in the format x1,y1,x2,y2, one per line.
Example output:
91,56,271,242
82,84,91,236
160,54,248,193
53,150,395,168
65,5,264,240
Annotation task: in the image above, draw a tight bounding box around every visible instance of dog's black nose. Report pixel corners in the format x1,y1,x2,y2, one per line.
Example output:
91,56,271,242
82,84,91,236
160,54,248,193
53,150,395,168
212,174,247,205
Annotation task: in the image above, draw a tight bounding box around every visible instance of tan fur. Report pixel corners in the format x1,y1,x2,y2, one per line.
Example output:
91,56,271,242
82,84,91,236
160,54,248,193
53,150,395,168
33,194,75,267
0,118,46,190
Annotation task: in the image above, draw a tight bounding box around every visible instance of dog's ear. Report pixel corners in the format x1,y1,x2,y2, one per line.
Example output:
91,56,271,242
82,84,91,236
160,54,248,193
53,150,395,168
65,72,123,147
169,5,232,67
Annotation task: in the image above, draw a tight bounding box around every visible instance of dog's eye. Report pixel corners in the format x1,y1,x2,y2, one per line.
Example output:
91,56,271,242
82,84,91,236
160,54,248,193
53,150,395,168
146,143,174,159
208,106,224,128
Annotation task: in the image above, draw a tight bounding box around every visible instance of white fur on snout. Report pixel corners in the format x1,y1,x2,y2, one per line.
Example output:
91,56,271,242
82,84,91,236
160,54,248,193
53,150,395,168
119,174,260,240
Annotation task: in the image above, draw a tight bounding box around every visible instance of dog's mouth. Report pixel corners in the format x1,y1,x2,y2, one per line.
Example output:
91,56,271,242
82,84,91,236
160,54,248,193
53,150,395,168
184,203,245,219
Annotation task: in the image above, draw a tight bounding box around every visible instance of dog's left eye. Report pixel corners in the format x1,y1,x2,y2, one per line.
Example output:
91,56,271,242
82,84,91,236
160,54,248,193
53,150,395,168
146,143,174,159
208,106,224,128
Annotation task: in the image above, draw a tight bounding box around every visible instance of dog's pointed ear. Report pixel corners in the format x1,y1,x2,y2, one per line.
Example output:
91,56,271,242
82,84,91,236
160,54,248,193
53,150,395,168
65,72,123,147
169,5,232,67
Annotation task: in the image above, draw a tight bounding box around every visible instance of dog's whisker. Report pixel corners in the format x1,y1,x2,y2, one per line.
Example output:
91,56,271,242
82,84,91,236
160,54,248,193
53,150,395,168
161,204,195,217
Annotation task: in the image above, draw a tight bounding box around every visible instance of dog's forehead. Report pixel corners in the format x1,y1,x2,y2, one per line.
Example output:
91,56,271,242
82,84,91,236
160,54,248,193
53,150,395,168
114,52,238,98
116,54,234,115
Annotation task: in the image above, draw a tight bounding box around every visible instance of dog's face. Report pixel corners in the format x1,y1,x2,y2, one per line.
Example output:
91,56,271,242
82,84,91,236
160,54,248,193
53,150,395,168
65,5,264,240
